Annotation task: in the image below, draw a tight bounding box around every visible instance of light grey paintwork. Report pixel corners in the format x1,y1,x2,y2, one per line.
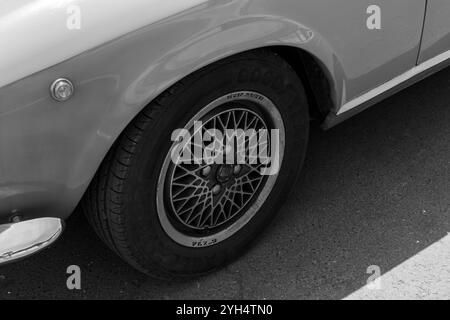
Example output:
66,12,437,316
418,0,450,63
0,0,448,223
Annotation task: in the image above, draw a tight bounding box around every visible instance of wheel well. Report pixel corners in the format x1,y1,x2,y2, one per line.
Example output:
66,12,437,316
268,46,335,121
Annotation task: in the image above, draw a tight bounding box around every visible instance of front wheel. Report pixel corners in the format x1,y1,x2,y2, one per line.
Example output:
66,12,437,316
83,50,310,278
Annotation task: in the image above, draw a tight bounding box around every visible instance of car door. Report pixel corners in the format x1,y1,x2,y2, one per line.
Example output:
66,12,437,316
287,0,426,110
334,0,426,102
417,0,450,63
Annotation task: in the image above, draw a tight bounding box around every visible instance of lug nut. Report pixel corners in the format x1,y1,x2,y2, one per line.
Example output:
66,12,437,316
212,184,221,195
202,166,212,176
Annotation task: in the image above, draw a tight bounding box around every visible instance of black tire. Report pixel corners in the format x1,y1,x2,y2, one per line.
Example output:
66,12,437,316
82,49,310,278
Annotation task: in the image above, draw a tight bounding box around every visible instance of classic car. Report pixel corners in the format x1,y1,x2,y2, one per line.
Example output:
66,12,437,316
1,0,449,278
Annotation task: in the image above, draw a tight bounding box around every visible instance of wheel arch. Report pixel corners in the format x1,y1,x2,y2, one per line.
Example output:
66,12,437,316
75,44,337,220
73,36,341,219
268,46,337,121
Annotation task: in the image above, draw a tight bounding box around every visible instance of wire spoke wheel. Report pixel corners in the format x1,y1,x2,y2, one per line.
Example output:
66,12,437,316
169,109,267,230
157,91,286,248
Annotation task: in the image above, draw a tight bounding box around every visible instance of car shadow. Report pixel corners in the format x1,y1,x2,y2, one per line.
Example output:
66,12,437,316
1,67,450,300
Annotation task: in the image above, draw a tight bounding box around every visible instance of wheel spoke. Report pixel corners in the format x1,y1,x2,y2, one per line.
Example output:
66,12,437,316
167,106,271,230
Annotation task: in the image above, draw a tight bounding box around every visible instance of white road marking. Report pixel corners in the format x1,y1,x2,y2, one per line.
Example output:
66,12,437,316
344,234,450,300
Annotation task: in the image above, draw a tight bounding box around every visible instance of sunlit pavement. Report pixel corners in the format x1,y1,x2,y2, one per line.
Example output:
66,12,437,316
345,234,450,300
1,66,450,300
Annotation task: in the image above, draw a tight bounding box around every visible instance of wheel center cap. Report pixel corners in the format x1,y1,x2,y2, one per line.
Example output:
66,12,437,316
216,165,234,183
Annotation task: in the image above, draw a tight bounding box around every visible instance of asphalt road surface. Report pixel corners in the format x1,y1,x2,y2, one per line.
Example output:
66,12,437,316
2,66,450,300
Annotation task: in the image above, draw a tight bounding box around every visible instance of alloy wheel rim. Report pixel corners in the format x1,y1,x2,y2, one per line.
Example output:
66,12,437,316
157,91,285,248
168,108,268,231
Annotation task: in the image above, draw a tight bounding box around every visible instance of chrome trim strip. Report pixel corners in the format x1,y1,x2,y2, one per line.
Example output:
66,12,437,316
338,49,450,115
0,218,64,265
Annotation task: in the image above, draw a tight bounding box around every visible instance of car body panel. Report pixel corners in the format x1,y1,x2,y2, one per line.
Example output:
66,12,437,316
0,0,209,89
0,0,431,222
418,0,450,64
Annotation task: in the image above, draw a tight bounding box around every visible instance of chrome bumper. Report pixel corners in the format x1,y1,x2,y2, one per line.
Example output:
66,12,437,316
0,218,63,265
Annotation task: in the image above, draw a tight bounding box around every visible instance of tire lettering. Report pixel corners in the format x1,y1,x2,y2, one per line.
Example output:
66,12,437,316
192,238,218,247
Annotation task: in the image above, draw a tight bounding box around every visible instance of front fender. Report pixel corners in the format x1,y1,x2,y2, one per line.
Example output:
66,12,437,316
0,0,341,222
